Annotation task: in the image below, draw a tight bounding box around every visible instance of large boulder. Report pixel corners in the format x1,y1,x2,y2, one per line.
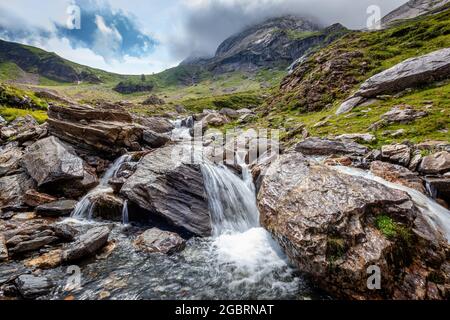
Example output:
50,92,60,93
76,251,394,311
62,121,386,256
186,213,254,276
22,136,84,187
295,137,368,156
20,137,98,198
47,104,144,156
258,152,448,299
0,173,36,210
142,130,171,149
337,48,450,113
134,228,186,254
121,145,211,236
419,151,450,174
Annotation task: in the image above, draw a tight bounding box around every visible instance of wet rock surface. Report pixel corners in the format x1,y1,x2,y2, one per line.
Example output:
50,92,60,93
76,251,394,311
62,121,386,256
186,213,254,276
142,130,171,149
258,152,449,299
121,145,211,237
15,274,53,299
35,200,78,217
61,226,110,263
134,228,186,254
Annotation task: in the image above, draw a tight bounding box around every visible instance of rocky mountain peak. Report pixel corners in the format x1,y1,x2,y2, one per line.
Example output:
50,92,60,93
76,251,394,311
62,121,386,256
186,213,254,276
215,15,322,58
182,15,346,74
382,0,450,26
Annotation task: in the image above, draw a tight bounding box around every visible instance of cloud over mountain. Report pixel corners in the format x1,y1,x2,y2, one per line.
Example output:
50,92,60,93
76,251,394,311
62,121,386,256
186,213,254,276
168,0,407,59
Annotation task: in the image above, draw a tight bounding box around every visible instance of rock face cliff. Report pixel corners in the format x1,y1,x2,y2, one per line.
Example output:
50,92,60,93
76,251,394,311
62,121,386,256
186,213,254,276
382,0,450,27
182,16,348,74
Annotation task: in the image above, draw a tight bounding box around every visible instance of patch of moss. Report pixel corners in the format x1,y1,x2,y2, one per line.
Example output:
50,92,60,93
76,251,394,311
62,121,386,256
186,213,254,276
0,106,48,124
0,83,48,110
375,215,413,245
326,237,347,262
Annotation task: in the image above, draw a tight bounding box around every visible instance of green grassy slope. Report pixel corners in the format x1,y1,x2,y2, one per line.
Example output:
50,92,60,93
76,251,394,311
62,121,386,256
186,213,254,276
237,6,450,147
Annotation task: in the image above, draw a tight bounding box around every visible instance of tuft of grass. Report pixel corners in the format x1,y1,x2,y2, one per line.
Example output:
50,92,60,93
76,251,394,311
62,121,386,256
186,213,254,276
375,215,413,244
376,215,397,238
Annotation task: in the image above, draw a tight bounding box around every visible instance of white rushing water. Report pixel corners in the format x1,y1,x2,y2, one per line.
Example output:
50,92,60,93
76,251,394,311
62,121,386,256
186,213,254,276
171,117,194,142
200,154,299,293
71,155,131,220
334,165,450,243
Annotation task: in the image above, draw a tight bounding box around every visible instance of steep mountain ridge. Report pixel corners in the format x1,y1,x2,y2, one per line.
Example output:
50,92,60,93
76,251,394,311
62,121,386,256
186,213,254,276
182,15,348,74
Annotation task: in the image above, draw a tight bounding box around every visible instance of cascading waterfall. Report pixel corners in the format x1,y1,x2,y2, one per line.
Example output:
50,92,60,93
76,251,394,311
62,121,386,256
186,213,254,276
334,166,450,242
71,155,131,220
201,162,259,235
200,156,299,293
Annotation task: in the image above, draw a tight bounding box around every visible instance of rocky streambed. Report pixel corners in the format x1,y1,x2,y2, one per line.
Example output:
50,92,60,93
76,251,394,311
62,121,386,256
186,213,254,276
1,102,449,300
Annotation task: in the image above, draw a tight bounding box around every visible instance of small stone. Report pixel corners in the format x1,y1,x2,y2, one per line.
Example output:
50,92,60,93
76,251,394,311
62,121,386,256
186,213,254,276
381,144,411,166
24,190,57,208
335,133,375,143
15,274,53,299
0,234,8,262
134,228,186,255
25,250,63,269
62,226,110,262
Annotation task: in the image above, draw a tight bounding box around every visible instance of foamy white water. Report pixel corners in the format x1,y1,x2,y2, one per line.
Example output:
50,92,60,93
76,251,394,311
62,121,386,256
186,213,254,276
334,166,450,242
171,117,194,142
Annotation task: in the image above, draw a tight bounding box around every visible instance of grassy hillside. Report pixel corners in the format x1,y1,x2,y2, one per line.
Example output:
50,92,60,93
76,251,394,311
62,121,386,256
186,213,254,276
234,6,450,147
268,5,450,114
0,40,126,85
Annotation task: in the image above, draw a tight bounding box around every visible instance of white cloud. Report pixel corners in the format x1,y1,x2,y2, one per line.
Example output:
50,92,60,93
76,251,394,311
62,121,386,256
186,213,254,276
92,14,123,63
